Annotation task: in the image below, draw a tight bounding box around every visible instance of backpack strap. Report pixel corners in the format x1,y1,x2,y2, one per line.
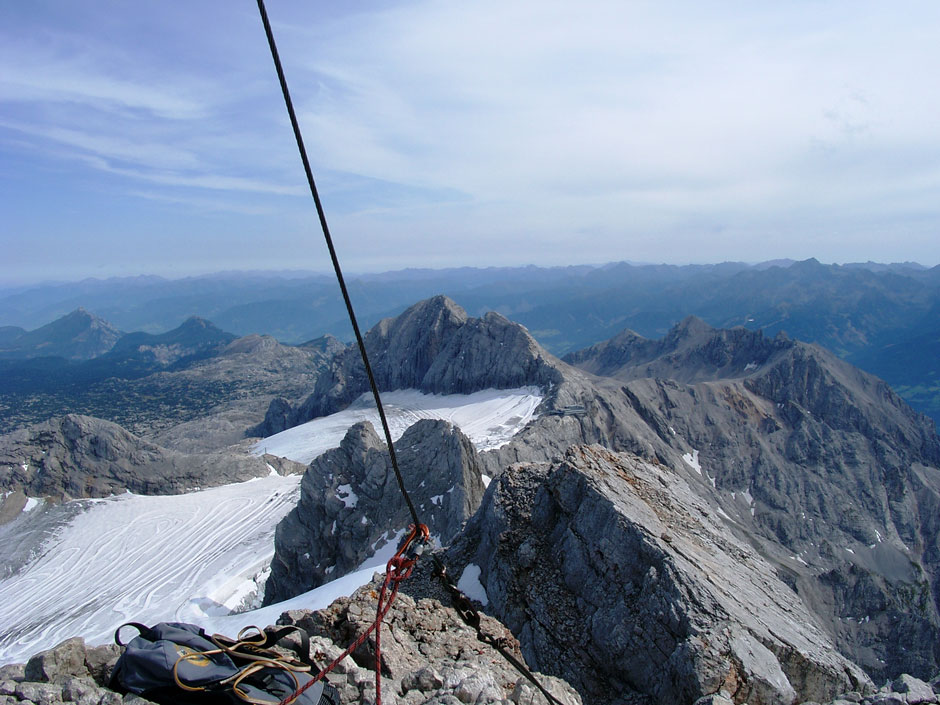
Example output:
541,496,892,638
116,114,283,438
114,622,156,646
263,625,312,666
210,625,314,671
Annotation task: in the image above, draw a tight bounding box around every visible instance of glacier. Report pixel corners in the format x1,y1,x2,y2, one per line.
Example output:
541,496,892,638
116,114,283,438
0,387,542,665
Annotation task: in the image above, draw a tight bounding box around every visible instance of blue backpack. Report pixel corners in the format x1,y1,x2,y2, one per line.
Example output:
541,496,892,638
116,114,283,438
110,622,340,705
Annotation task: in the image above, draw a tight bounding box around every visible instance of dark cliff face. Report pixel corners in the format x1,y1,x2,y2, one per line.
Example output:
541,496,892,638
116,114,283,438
263,418,485,605
254,295,564,436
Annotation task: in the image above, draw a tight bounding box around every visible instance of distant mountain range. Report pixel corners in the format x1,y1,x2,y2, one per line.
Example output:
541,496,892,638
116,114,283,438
1,259,937,424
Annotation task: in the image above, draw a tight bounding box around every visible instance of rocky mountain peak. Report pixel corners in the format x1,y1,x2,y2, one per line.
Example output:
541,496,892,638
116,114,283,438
178,315,214,330
254,295,563,435
296,333,345,355
665,314,714,343
105,315,236,367
0,308,122,361
372,295,469,337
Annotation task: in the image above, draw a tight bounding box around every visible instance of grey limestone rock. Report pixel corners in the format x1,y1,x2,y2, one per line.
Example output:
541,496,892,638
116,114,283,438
0,414,282,501
556,318,940,682
9,579,581,705
447,444,873,705
24,638,87,683
264,418,486,605
0,664,25,682
562,316,789,385
890,675,936,704
277,577,581,705
81,645,120,688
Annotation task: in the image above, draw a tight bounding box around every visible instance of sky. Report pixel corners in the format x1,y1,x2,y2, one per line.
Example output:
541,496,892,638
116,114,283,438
2,1,939,285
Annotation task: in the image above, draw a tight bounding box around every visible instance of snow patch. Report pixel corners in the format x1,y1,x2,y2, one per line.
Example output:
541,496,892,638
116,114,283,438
203,566,382,639
361,529,407,570
682,449,701,474
457,564,489,606
336,484,358,509
481,475,491,488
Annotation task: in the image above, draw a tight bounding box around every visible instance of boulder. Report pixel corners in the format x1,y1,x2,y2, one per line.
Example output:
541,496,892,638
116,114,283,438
24,638,87,683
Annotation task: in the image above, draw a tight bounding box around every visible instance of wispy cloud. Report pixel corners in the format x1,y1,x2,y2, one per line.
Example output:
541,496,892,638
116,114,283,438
2,0,939,280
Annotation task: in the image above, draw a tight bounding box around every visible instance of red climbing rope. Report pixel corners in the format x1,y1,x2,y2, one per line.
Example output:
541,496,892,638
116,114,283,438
279,524,429,705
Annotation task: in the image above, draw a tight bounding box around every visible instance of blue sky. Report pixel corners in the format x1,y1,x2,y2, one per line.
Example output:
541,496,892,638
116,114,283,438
2,1,939,284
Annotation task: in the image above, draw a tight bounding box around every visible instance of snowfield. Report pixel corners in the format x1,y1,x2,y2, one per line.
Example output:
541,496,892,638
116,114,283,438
253,387,543,464
0,475,300,665
0,387,542,666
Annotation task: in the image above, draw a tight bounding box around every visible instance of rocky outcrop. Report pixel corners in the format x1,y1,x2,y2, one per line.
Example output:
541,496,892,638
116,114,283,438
447,445,873,705
257,296,564,435
0,414,299,501
0,637,123,705
2,579,581,705
264,419,486,605
279,576,581,705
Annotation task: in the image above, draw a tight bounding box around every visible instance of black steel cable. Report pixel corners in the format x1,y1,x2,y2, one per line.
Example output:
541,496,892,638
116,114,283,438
255,0,421,527
255,6,564,703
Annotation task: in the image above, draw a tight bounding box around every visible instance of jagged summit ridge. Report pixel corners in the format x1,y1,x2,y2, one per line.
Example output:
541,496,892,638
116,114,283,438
563,315,792,383
442,444,872,705
252,295,564,436
559,318,940,679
